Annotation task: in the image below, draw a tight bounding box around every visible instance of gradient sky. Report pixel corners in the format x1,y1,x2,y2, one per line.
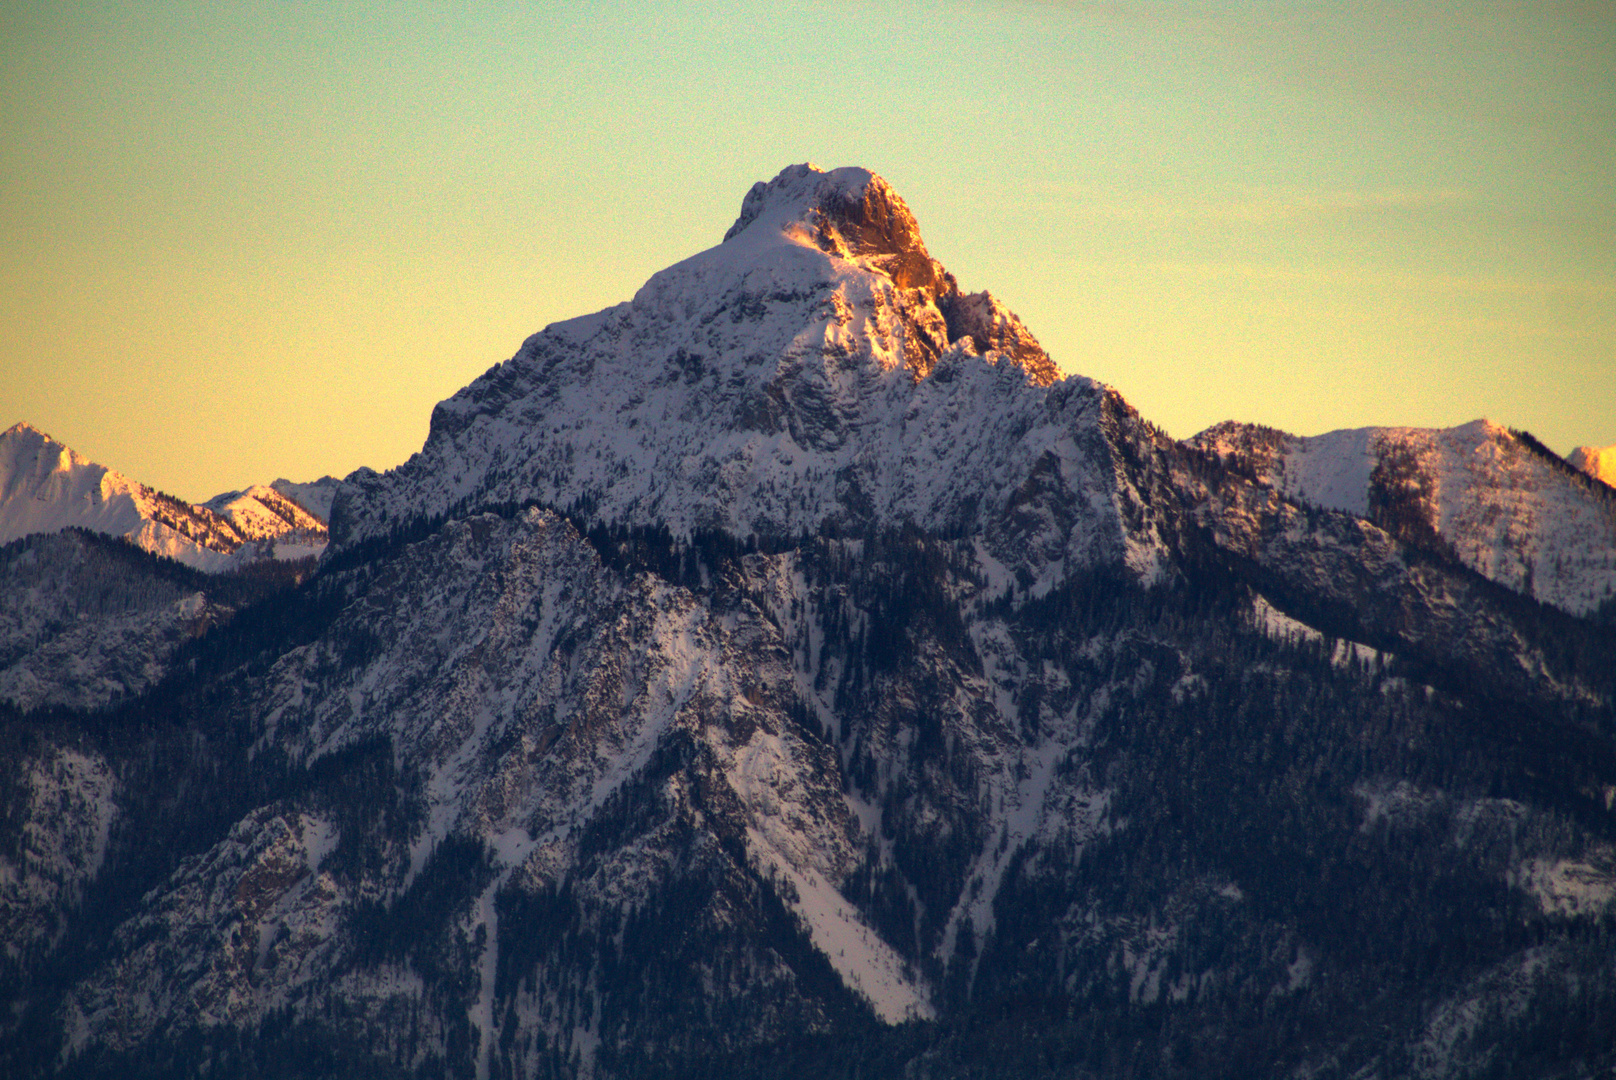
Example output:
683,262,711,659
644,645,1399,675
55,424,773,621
2,0,1612,502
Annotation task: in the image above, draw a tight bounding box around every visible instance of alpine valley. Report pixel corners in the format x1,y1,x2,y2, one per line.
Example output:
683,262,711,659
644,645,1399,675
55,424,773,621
4,165,1615,1080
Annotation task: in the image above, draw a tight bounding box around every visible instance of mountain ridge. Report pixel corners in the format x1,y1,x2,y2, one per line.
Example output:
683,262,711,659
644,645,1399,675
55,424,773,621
0,422,332,570
1188,416,1616,615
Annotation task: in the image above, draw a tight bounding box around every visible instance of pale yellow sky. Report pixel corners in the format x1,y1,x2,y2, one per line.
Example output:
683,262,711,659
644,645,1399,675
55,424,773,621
2,0,1612,501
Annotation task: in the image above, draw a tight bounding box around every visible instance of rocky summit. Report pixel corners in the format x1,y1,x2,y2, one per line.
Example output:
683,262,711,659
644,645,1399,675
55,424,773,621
3,165,1615,1080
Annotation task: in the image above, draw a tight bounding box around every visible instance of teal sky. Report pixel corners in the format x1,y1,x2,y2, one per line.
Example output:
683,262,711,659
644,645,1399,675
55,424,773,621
2,0,1612,501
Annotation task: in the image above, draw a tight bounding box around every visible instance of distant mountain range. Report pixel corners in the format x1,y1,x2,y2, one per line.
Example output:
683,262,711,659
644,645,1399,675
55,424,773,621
1189,418,1616,616
0,421,335,570
2,165,1614,1080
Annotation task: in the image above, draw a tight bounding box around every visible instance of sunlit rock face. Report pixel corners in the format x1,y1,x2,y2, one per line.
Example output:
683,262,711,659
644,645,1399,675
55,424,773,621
7,167,1616,1080
1569,443,1616,488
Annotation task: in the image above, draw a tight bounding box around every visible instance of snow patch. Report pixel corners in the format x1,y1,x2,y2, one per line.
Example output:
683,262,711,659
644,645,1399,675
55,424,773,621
745,826,934,1023
1250,595,1383,669
1354,779,1444,831
299,815,338,873
1511,857,1616,917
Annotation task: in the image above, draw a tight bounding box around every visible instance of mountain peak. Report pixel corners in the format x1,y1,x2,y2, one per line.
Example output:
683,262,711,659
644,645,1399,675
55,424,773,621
335,165,1076,550
2,421,89,472
723,163,941,293
0,422,241,567
1569,443,1616,488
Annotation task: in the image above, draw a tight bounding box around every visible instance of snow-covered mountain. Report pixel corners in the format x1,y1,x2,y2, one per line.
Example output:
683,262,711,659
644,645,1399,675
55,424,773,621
0,423,244,572
269,476,342,522
0,423,330,570
1189,418,1616,616
5,166,1616,1080
202,484,328,560
1570,443,1616,488
331,165,1158,586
